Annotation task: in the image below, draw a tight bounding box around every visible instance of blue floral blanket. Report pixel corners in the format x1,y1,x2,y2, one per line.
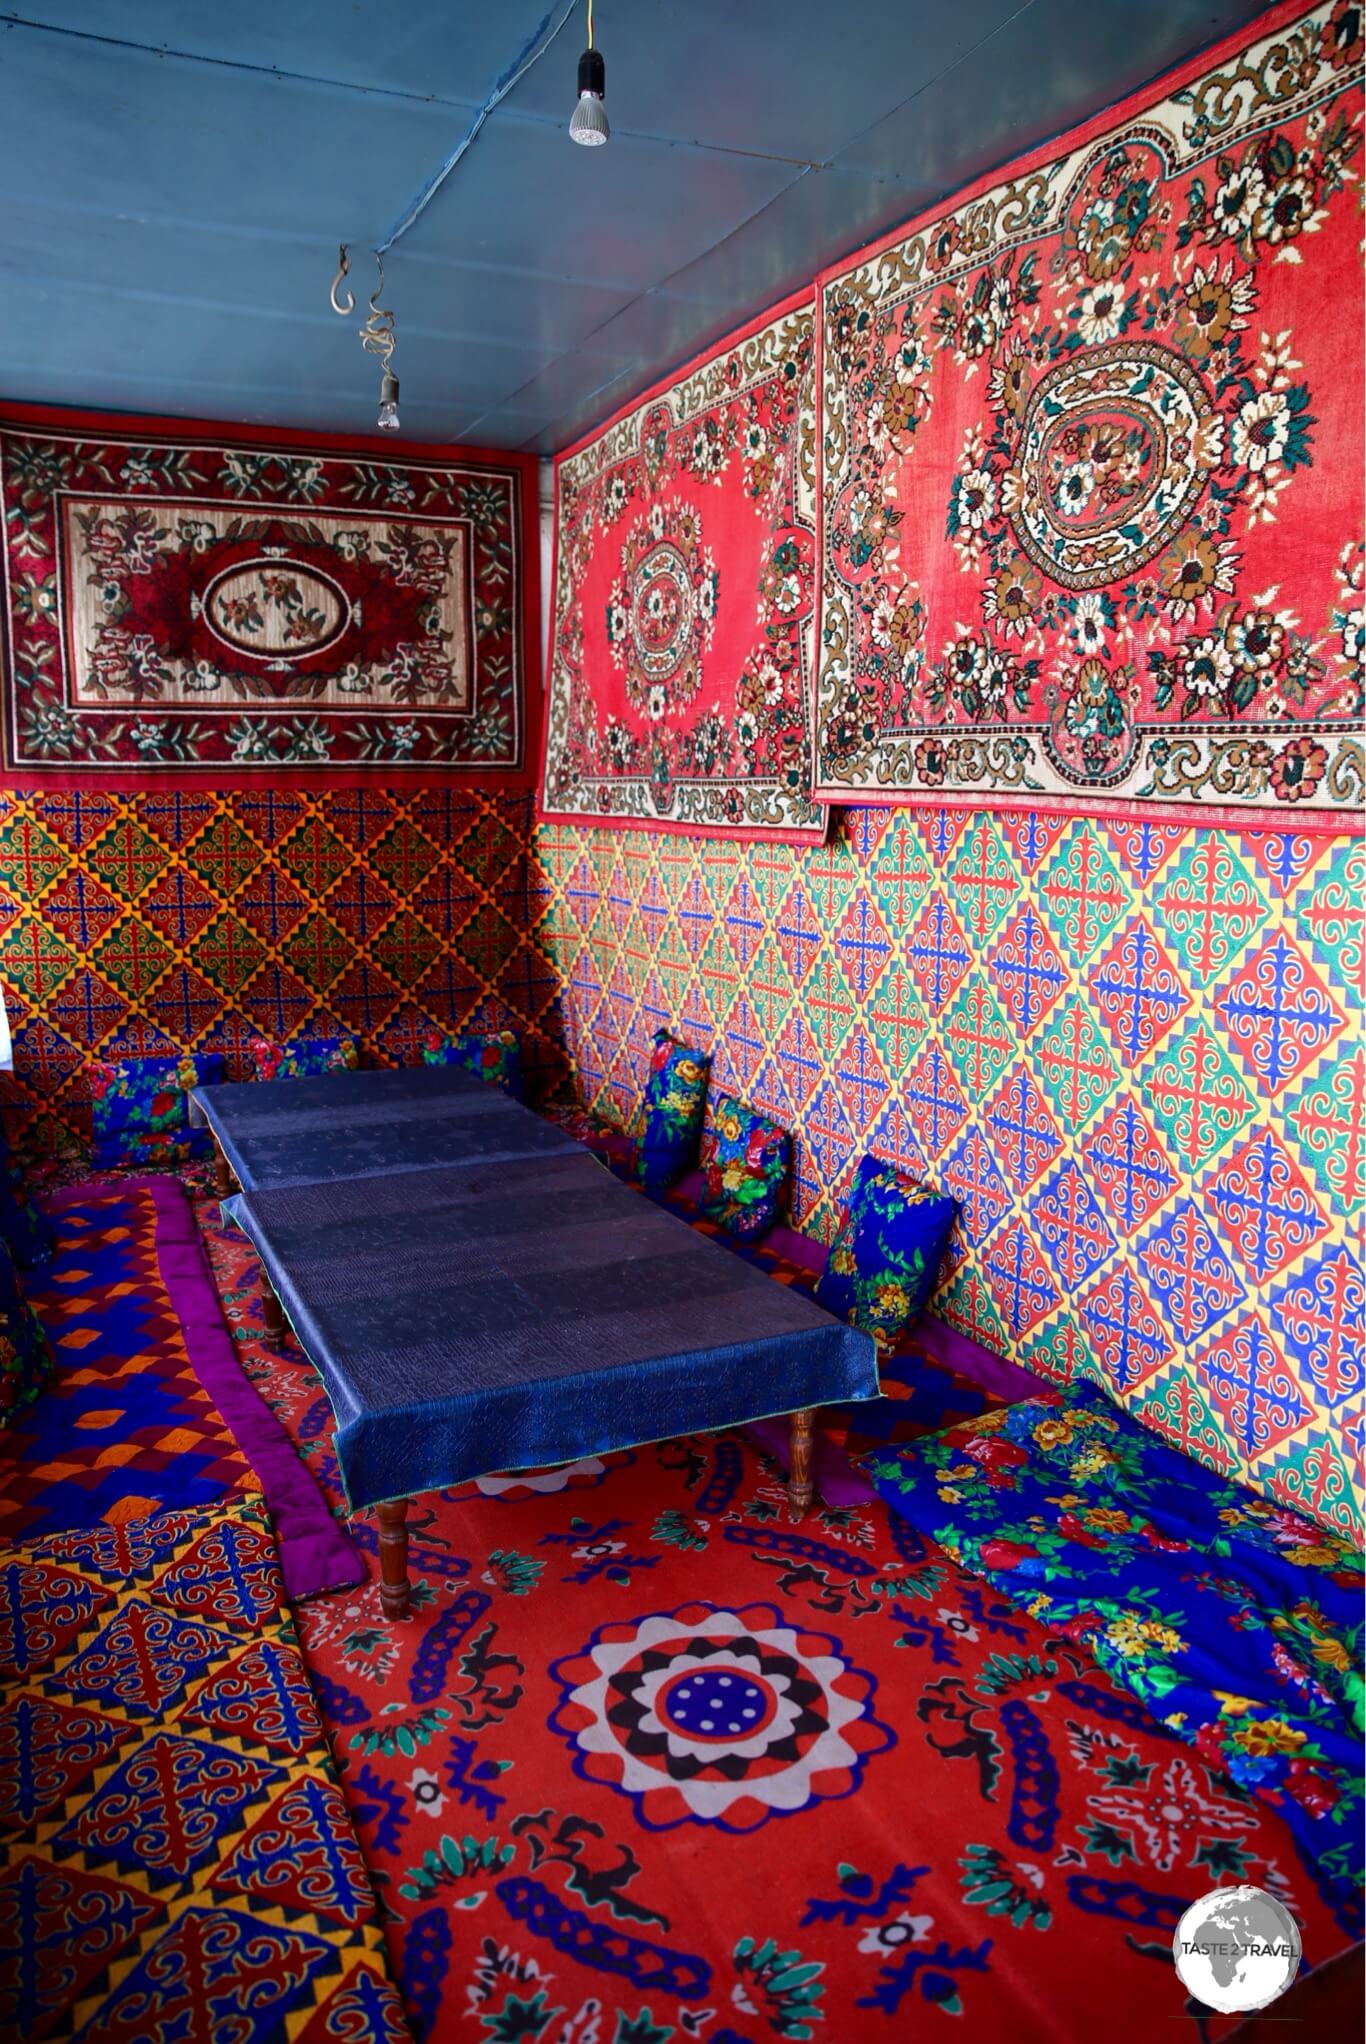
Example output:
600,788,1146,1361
863,1385,1364,1925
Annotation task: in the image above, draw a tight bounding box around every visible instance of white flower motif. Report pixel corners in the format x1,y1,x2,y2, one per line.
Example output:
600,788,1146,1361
857,1911,934,1955
1076,284,1124,344
1211,160,1266,240
1232,389,1292,473
1056,462,1094,514
935,1606,980,1643
954,467,996,532
408,1766,446,1818
1181,634,1234,697
1071,594,1108,655
647,684,668,721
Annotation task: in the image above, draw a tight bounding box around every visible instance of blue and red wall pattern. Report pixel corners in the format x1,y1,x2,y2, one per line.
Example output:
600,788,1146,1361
530,808,1363,1538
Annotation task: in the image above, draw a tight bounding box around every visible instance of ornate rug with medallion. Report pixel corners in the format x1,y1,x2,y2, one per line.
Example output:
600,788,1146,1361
0,411,537,786
0,1493,411,2042
542,291,827,840
813,0,1364,827
192,1180,1358,2042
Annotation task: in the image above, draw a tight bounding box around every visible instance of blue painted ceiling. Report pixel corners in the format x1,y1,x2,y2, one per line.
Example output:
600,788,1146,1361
0,1,1271,452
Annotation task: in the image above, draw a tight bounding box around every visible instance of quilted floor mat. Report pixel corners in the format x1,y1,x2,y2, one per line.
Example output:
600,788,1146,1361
0,1493,411,2042
1,1176,362,1600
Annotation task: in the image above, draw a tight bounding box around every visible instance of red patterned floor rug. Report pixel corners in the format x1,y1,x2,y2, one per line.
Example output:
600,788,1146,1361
0,1493,412,2042
2,1176,362,1601
193,1184,1357,2042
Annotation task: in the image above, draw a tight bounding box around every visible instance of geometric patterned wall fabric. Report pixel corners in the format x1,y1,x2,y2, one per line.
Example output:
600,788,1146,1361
0,1494,411,2042
0,788,563,1155
814,0,1365,829
543,291,827,841
0,407,538,786
531,807,1364,1539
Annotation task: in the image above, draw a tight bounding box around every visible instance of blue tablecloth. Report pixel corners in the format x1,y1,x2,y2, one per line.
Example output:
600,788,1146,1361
192,1064,582,1191
226,1149,880,1509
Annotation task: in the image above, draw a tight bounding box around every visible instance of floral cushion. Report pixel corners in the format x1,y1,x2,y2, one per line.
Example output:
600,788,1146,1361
635,1030,710,1192
89,1052,222,1169
697,1095,790,1238
422,1027,522,1098
814,1152,956,1349
248,1034,360,1083
863,1384,1365,1914
0,1133,54,1268
0,1232,53,1429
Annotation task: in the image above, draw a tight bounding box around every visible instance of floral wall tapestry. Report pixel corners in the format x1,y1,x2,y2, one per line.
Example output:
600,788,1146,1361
0,408,538,785
541,291,827,841
531,807,1363,1539
814,0,1364,828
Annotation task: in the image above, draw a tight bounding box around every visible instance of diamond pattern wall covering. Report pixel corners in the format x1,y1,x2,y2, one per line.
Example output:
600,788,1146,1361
0,788,565,1153
531,810,1363,1538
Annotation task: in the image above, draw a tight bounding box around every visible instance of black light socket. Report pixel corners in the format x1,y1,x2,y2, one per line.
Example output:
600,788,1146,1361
576,46,606,97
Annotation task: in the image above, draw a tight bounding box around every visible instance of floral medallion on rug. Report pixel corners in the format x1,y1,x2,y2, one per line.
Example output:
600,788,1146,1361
814,0,1365,827
542,293,827,840
0,409,538,785
191,1180,1358,2042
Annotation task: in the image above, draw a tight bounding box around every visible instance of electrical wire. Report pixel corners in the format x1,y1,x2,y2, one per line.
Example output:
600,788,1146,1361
374,0,583,256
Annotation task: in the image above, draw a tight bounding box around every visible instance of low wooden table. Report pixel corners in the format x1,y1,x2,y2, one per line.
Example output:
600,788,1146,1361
225,1147,879,1618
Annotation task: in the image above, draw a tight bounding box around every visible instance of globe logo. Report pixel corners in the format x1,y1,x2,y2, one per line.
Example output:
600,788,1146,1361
1173,1886,1303,2015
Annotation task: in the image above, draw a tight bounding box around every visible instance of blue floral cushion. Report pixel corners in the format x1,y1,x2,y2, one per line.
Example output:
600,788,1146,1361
89,1052,222,1169
0,1132,54,1268
248,1034,359,1082
697,1095,791,1239
815,1153,957,1350
635,1030,710,1192
422,1028,523,1099
0,1232,53,1429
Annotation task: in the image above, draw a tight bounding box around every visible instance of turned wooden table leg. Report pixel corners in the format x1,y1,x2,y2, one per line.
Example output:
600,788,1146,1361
788,1407,815,1519
259,1274,285,1347
213,1137,235,1200
376,1499,411,1620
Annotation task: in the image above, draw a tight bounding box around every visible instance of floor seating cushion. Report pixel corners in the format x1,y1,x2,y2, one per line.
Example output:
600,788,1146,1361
635,1029,710,1191
247,1032,359,1081
89,1050,222,1168
0,1493,413,2042
697,1094,791,1238
422,1025,522,1097
815,1151,957,1350
0,1233,53,1429
0,1132,54,1268
863,1381,1365,1921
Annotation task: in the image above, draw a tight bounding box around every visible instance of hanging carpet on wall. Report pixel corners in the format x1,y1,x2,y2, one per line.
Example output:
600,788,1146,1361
813,0,1365,829
542,291,828,841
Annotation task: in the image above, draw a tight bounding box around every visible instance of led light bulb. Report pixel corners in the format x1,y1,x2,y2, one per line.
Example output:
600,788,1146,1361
569,46,609,146
377,366,400,431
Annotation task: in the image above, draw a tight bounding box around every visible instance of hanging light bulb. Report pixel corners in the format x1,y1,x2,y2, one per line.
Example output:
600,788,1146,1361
377,366,400,431
569,0,608,146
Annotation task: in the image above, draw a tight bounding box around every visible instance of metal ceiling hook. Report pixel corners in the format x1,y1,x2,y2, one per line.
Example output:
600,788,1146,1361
329,244,354,317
